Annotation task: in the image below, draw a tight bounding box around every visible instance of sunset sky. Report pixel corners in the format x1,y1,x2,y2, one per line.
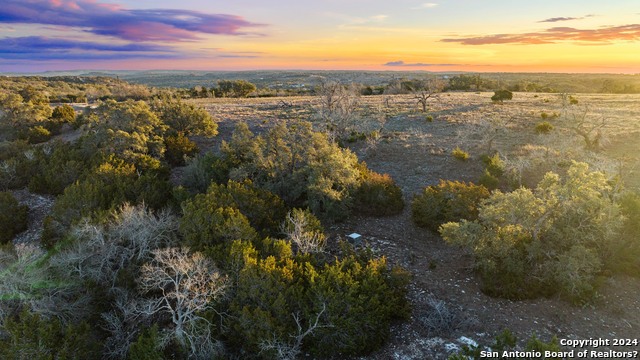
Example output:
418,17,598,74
1,0,639,73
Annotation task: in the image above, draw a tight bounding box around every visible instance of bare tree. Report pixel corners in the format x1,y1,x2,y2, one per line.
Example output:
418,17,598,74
563,106,607,151
457,116,516,154
101,288,155,359
412,78,447,113
316,80,360,141
281,209,326,255
259,304,328,360
138,247,228,358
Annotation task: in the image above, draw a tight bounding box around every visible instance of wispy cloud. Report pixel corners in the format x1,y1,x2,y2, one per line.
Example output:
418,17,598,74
412,3,438,9
441,24,640,45
384,60,458,67
538,14,595,23
370,15,389,21
0,36,178,60
0,0,264,42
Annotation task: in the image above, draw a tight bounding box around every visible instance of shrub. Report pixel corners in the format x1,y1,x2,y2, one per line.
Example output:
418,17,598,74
228,241,410,357
164,133,199,166
452,147,470,161
440,162,623,302
609,191,640,275
27,142,88,195
411,180,489,232
478,169,500,190
180,201,257,252
0,309,99,359
481,153,505,177
27,126,51,144
540,112,548,119
51,104,77,123
128,325,165,360
49,157,171,236
416,295,471,336
491,90,513,102
353,163,404,216
0,191,28,244
222,120,360,220
181,153,230,194
150,96,217,136
200,180,287,236
535,121,554,134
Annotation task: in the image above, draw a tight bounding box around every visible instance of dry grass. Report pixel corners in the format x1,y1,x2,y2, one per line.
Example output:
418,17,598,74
189,91,640,358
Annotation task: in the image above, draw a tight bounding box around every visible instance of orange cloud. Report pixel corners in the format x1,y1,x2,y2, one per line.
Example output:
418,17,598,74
441,24,640,45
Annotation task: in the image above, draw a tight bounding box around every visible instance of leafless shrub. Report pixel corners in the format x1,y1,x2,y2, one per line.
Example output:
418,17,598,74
315,80,361,141
457,116,515,154
0,160,17,190
0,245,45,326
259,304,328,360
51,203,179,288
281,209,326,255
415,295,472,336
0,244,89,326
109,203,179,261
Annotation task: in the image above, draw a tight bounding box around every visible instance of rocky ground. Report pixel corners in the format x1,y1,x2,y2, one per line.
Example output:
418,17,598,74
201,93,640,359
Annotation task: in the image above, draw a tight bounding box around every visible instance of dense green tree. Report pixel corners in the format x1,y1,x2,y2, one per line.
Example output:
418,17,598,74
491,90,513,102
27,141,89,195
203,180,287,236
180,200,258,251
51,104,76,123
26,125,51,144
181,153,230,194
227,241,410,357
0,191,28,244
440,162,623,302
128,325,165,360
0,92,52,133
216,80,257,98
224,120,361,220
150,96,217,136
164,132,199,166
84,100,167,163
412,180,489,232
353,163,404,216
47,156,171,245
0,309,99,360
18,86,49,105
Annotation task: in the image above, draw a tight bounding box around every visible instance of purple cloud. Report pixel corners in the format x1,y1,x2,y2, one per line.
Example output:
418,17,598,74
539,17,580,23
0,0,264,42
0,36,178,60
384,60,459,67
538,14,595,23
441,24,640,45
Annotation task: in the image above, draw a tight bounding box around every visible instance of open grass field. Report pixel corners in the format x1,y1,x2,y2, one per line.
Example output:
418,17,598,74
189,91,640,358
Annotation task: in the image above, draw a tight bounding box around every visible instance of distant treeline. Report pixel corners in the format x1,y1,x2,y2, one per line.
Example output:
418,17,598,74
3,72,639,104
111,70,640,95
